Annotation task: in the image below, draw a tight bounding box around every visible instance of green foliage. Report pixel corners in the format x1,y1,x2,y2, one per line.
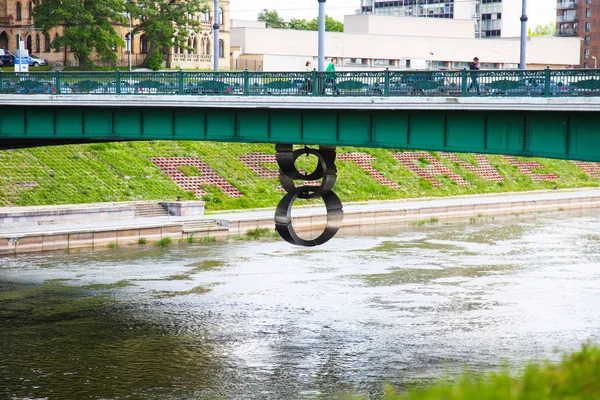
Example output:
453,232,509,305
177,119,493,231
33,0,126,69
138,237,147,245
383,344,600,400
288,15,344,32
257,9,287,29
528,22,556,37
246,228,273,240
258,10,343,32
105,242,118,249
154,237,173,247
128,0,208,64
147,50,164,71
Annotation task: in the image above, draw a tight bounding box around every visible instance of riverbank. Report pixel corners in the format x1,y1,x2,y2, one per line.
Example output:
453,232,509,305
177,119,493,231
2,188,600,255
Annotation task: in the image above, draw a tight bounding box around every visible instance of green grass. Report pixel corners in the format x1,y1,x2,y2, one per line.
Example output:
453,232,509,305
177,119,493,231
105,242,118,249
138,237,147,245
1,142,600,210
382,343,600,400
153,237,173,247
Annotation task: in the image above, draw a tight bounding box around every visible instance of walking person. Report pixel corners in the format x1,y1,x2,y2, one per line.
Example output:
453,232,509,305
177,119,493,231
469,57,481,95
305,60,313,94
322,58,339,95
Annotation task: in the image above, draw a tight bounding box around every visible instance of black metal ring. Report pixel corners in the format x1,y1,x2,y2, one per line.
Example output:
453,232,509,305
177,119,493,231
276,144,337,199
275,189,344,247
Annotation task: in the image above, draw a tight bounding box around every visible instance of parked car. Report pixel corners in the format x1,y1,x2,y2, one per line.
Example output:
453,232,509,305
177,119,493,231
486,78,570,96
0,53,15,67
28,54,48,67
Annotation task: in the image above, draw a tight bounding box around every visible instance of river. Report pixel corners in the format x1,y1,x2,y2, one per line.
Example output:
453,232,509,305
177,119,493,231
1,210,600,399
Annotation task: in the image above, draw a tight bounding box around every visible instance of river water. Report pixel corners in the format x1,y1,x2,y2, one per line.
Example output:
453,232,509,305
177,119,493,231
1,210,600,399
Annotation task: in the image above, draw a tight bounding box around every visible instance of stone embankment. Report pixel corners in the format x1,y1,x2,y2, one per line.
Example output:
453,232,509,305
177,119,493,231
1,189,600,255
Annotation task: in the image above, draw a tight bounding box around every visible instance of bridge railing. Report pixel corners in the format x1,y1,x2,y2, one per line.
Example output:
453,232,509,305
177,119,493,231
1,68,600,97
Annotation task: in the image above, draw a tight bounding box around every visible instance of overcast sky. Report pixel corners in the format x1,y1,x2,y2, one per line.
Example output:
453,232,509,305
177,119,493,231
229,0,556,29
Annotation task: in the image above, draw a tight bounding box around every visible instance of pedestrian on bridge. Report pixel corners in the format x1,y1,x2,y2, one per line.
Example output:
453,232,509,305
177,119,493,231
305,60,313,94
469,57,481,95
323,58,340,95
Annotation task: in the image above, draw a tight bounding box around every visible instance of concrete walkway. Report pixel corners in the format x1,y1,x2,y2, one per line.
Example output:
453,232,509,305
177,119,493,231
1,188,600,238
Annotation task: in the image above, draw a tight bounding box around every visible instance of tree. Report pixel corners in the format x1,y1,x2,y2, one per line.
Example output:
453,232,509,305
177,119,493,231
528,22,556,37
257,9,287,29
287,15,343,32
33,0,127,69
128,0,208,68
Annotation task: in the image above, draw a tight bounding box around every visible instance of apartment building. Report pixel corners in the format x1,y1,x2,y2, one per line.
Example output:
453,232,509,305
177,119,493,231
556,0,600,68
359,0,523,38
0,0,230,69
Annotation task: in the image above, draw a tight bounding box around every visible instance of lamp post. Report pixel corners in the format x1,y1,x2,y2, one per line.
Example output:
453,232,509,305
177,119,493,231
125,12,132,71
318,0,326,72
213,0,219,71
593,56,597,69
519,0,527,69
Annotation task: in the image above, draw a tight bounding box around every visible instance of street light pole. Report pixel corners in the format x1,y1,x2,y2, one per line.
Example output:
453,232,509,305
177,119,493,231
213,0,219,71
519,0,527,69
128,15,132,71
318,0,326,72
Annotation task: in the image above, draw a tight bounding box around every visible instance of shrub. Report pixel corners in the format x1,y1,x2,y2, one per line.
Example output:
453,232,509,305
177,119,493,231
147,50,164,71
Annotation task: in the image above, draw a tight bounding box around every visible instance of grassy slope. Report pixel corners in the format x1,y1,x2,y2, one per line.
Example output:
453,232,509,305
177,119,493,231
0,141,599,210
381,344,600,400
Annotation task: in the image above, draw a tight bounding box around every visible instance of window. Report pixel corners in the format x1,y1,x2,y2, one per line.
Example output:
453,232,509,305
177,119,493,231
44,35,50,52
585,48,590,58
586,22,591,31
26,35,31,52
139,35,147,54
584,62,589,68
587,8,591,17
218,7,224,25
35,34,40,52
54,34,59,52
586,36,591,45
218,39,224,58
16,2,22,20
587,0,591,4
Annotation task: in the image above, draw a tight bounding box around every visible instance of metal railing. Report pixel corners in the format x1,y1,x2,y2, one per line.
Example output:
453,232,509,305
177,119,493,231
557,0,578,8
1,68,599,97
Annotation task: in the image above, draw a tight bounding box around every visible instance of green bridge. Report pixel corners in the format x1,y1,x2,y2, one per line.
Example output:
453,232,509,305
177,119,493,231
1,69,600,246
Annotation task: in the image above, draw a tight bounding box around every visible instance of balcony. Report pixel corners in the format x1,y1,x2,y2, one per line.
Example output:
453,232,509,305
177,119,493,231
557,28,578,35
0,16,13,25
557,15,577,22
557,1,578,9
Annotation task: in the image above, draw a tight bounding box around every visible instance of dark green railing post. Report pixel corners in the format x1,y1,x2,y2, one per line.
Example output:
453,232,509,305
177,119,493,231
0,69,3,93
312,69,317,96
55,70,61,94
384,68,390,96
544,66,551,97
461,68,468,97
178,69,184,95
243,69,249,96
116,70,121,94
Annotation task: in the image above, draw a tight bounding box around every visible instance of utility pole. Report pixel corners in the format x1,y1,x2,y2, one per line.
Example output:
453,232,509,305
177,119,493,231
213,0,220,71
318,0,326,72
519,0,527,69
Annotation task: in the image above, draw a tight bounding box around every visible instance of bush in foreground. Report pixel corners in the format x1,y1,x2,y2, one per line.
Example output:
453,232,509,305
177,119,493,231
383,344,600,400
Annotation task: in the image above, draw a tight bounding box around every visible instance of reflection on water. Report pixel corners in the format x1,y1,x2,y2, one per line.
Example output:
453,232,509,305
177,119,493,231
1,211,600,399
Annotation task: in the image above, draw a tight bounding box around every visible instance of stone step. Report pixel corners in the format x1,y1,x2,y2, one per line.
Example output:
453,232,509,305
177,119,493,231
182,220,226,233
134,202,169,218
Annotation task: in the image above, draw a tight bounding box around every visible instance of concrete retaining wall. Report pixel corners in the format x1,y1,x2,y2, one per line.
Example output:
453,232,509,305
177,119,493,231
2,194,600,255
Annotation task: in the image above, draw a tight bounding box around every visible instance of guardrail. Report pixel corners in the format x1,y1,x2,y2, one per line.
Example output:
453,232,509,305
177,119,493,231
1,68,600,97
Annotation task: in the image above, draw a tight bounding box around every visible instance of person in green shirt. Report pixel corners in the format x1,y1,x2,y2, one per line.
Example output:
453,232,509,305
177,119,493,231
323,57,339,95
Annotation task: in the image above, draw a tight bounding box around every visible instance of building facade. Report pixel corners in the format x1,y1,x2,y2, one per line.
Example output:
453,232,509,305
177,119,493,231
359,0,522,38
0,0,230,69
231,15,580,72
556,0,600,68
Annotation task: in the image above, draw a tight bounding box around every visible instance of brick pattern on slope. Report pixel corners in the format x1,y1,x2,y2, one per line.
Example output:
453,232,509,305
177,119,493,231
572,161,600,179
151,157,243,198
393,152,470,187
240,152,401,189
503,156,558,182
438,152,504,182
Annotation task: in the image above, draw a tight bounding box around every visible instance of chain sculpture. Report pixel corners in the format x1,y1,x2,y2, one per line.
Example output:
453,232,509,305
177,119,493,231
274,144,344,246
